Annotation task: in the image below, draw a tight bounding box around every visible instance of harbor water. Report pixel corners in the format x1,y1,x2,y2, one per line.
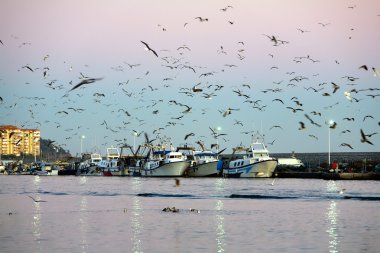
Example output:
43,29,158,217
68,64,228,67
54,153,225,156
1,176,380,253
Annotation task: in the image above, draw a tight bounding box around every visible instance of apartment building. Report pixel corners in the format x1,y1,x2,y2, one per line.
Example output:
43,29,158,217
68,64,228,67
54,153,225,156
0,125,40,156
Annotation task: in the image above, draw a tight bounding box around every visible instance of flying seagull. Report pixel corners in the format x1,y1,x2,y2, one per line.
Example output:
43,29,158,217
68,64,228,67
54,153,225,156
140,40,158,57
69,77,103,92
28,196,47,202
184,132,195,140
360,129,374,145
340,143,353,149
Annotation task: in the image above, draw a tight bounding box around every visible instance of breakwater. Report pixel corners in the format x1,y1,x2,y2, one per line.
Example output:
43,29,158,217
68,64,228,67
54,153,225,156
220,152,380,169
272,152,380,168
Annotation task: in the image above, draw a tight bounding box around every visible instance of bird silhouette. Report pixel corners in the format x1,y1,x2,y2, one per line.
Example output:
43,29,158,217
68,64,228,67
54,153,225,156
28,196,47,202
184,133,195,140
360,129,374,145
298,121,306,130
69,77,103,92
195,17,208,22
340,143,353,149
140,40,158,57
331,82,340,93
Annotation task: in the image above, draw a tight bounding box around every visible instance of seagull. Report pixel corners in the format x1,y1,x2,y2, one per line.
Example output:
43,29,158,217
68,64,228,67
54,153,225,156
195,17,208,22
344,91,352,101
68,77,103,92
192,84,203,92
309,134,319,140
363,115,374,122
328,121,337,129
360,129,374,145
184,133,195,140
286,107,304,113
304,114,321,127
331,82,340,93
222,108,239,117
28,196,47,202
175,178,180,187
318,22,331,27
359,65,368,71
372,67,380,77
22,65,34,72
140,40,158,57
272,98,284,104
297,28,310,33
340,143,353,149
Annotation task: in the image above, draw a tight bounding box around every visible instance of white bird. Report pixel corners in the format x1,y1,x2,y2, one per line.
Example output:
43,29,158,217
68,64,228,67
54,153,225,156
344,91,352,101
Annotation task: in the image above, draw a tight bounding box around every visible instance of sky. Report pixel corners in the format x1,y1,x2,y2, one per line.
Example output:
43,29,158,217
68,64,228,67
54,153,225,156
0,0,379,156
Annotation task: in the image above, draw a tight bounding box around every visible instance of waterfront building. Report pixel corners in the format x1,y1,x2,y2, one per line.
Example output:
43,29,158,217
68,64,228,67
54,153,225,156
0,125,40,157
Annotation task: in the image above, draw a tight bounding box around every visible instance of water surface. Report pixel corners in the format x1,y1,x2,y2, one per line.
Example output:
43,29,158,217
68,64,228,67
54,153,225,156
1,176,379,252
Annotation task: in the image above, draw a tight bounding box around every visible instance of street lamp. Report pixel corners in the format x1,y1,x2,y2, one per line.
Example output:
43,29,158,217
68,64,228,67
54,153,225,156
80,135,85,156
327,120,335,169
215,126,222,153
133,131,138,152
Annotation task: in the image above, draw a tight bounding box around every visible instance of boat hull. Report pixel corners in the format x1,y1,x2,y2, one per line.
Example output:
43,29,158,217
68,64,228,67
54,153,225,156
142,161,190,177
223,159,278,178
187,161,221,177
101,168,129,176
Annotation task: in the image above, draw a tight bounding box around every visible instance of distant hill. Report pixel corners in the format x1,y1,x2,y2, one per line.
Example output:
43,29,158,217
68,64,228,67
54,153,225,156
1,138,72,162
40,138,72,161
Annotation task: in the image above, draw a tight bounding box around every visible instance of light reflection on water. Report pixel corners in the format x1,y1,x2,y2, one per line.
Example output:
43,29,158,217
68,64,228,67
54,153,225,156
32,175,42,252
131,177,143,253
215,178,226,253
79,176,88,253
326,181,340,253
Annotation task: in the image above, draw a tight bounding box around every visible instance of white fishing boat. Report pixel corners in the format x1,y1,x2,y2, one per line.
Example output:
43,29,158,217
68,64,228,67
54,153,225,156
98,146,123,176
98,159,122,176
223,132,278,178
32,162,58,176
187,150,223,177
78,152,103,176
141,146,190,177
276,151,304,168
277,157,304,167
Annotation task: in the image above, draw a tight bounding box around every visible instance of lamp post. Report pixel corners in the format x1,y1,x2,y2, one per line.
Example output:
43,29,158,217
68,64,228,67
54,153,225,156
327,120,334,169
215,126,222,153
133,132,138,152
80,135,85,156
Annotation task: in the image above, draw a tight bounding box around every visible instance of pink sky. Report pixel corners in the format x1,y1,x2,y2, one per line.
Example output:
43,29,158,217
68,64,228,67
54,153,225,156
0,0,379,154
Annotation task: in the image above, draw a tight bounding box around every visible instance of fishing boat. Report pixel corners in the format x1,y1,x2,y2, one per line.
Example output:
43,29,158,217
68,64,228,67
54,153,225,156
276,151,304,168
98,159,122,176
78,152,103,175
97,146,123,176
187,150,223,177
223,132,278,178
175,143,223,177
141,145,190,177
